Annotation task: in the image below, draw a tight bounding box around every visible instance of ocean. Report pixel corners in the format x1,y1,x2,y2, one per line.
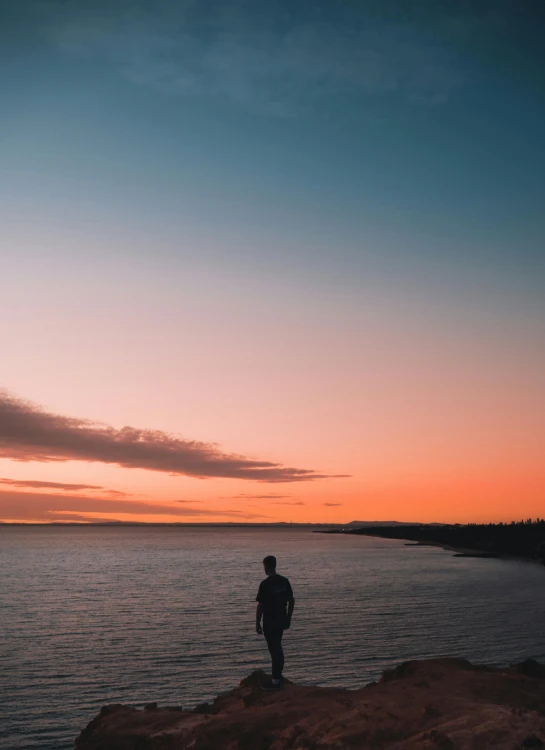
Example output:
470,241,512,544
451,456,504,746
2,525,545,749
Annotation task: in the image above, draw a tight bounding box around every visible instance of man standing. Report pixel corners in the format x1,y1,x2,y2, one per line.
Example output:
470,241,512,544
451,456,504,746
255,555,295,690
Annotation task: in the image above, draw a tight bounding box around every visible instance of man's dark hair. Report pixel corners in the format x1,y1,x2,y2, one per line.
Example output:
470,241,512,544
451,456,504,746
263,555,276,569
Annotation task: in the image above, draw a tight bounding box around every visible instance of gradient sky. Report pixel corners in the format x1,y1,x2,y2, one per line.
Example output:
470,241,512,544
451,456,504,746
1,0,544,524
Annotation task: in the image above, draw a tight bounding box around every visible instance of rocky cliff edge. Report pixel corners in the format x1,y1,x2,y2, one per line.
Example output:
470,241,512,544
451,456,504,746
75,658,545,749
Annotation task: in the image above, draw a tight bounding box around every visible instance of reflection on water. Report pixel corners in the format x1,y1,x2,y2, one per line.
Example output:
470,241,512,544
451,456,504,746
1,526,545,749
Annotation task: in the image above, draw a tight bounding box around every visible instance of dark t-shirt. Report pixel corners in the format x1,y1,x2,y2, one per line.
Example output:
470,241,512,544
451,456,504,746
256,574,294,629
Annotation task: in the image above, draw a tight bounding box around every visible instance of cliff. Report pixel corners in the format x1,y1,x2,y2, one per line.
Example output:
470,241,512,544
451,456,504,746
76,658,545,749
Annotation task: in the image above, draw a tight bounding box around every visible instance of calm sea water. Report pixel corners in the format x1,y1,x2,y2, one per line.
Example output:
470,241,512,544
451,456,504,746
1,526,545,749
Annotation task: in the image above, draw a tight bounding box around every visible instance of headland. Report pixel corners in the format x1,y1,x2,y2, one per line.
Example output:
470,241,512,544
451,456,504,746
318,520,545,562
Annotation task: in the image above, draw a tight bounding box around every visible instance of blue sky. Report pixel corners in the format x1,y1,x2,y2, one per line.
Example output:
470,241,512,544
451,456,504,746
3,0,544,291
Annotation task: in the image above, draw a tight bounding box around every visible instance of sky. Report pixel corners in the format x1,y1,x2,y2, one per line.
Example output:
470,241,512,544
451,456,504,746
1,0,544,524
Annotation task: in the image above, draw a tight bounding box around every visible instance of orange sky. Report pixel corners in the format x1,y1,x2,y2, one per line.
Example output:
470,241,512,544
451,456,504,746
1,264,543,524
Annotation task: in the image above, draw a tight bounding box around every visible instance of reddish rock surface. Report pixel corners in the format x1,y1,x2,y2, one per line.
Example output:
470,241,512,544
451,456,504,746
75,658,545,749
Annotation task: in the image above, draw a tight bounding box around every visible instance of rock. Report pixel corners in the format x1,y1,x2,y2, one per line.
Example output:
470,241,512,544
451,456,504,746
516,660,545,680
99,704,126,717
242,691,264,708
522,736,544,748
424,729,455,749
76,658,545,749
423,704,442,718
380,657,474,683
144,702,158,711
194,701,219,715
238,669,268,688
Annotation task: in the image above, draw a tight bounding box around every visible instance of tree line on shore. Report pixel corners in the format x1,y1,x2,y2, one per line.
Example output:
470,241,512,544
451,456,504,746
349,519,545,561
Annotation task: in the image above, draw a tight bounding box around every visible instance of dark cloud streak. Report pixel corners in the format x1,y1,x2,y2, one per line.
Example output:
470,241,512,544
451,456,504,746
0,477,126,494
0,391,338,482
223,493,294,499
0,489,268,521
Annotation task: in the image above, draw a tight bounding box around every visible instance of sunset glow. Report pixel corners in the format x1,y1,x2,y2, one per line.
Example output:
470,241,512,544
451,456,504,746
2,1,544,525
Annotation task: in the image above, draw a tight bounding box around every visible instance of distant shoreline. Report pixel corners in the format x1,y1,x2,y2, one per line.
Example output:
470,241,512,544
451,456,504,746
0,522,349,528
315,524,545,565
314,529,502,558
0,521,348,530
404,539,531,561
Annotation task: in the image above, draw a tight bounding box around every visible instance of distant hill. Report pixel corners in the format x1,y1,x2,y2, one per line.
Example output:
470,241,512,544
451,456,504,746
345,520,422,527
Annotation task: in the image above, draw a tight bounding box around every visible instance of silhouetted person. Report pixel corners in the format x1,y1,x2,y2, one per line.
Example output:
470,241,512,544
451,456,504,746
255,555,295,690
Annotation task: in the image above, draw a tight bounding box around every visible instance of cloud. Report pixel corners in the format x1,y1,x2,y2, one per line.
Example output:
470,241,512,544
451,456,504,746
218,492,305,505
45,513,126,523
0,391,337,482
224,493,294,500
0,477,127,495
0,489,268,522
324,502,342,506
33,0,470,114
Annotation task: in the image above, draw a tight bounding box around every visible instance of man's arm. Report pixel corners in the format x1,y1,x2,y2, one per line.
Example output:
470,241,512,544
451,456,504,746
287,596,295,620
256,603,264,634
285,579,295,627
287,596,295,625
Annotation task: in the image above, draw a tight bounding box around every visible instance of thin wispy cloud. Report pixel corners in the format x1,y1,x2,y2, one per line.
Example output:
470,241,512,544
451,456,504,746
31,0,475,114
324,502,342,506
224,493,294,500
0,489,268,522
0,477,127,496
45,513,126,523
219,493,304,506
0,391,338,482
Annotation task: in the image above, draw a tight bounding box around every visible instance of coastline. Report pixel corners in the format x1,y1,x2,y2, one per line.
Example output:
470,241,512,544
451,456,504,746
407,540,539,562
315,526,545,565
406,540,504,557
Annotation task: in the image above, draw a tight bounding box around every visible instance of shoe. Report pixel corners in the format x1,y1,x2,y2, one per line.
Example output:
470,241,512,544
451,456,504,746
261,680,283,691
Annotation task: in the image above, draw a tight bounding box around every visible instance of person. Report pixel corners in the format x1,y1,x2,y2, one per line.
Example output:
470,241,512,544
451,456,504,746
255,555,295,690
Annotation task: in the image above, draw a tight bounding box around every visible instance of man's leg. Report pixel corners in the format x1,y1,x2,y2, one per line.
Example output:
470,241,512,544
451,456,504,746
264,628,284,680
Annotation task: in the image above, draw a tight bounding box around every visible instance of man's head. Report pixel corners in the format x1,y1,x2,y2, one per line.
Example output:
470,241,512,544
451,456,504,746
263,555,277,575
